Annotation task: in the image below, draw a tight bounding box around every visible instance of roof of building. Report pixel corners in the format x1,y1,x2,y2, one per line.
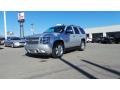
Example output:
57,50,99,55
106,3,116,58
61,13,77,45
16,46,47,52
85,25,120,33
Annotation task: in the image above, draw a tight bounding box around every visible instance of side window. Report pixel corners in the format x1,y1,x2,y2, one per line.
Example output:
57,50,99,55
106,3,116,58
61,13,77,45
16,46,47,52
79,27,85,34
66,26,74,34
66,26,72,30
73,27,80,34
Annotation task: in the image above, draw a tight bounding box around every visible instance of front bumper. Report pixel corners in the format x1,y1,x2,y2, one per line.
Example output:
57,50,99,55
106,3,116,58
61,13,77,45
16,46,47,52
24,44,52,55
14,42,25,47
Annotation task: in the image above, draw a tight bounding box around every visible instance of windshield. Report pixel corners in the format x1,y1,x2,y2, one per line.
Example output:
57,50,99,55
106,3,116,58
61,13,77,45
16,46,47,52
44,26,65,33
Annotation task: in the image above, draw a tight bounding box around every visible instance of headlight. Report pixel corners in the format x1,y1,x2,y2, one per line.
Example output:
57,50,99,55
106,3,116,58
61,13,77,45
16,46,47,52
40,37,50,44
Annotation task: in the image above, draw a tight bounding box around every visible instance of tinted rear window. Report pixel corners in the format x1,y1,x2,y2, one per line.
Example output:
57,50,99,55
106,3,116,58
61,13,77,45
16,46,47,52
73,27,80,34
79,28,85,34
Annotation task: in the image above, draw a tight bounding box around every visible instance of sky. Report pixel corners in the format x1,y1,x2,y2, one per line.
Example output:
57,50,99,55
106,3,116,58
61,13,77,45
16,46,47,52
0,11,120,36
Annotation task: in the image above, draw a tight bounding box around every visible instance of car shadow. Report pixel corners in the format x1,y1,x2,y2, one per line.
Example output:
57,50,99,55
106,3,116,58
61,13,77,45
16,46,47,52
81,59,120,76
59,57,97,79
25,53,50,59
64,49,78,54
64,46,81,53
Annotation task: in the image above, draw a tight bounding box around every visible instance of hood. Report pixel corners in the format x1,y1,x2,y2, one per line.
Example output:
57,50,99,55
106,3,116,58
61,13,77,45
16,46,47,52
41,32,60,37
27,33,60,38
12,39,25,43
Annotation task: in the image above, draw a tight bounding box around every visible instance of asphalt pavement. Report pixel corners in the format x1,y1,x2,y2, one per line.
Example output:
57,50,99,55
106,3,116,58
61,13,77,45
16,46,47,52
0,43,120,79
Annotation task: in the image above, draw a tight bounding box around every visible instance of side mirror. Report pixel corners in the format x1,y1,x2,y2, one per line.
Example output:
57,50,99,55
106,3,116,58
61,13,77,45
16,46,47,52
65,29,73,34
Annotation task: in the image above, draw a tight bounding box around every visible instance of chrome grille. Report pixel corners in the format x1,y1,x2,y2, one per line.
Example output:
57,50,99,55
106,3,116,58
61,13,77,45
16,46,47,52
26,37,39,44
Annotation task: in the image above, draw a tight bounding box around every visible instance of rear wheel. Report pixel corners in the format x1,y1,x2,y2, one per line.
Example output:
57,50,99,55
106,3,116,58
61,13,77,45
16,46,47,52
52,43,64,58
79,40,85,51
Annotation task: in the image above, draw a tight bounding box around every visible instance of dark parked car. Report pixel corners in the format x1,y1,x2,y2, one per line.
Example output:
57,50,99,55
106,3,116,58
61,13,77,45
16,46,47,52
113,35,120,44
4,37,25,48
100,37,112,44
92,37,101,43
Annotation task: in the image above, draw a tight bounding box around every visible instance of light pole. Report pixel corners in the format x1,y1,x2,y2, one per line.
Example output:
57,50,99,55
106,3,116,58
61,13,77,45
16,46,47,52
18,12,25,38
31,23,35,35
3,11,7,40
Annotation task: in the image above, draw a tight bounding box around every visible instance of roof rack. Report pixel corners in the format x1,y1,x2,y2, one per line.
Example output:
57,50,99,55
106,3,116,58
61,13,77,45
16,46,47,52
56,24,65,26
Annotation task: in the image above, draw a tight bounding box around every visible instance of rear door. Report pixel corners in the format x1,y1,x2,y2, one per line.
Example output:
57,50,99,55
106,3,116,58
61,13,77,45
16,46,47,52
73,26,81,46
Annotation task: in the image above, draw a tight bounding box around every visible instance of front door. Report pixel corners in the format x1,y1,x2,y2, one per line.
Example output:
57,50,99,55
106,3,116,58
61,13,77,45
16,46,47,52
64,26,76,48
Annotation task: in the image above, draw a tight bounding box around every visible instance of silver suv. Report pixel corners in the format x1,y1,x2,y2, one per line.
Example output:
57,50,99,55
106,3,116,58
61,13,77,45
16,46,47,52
25,25,86,58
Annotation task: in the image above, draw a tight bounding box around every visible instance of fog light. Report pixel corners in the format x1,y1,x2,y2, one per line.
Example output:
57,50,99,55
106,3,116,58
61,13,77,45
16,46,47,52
41,50,45,53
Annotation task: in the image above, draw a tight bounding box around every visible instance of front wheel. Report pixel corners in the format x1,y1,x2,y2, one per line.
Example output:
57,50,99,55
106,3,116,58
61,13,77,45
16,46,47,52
79,40,86,51
52,43,64,58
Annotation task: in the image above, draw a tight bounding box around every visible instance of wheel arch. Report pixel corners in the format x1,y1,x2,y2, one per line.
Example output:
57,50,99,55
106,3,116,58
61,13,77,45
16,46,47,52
53,40,65,48
81,38,86,45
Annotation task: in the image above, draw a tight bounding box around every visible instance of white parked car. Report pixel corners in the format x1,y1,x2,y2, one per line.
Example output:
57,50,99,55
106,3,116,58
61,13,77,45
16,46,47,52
4,37,25,48
87,37,92,43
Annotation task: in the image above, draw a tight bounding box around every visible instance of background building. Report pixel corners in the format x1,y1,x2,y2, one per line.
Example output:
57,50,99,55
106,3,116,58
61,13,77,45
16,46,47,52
85,25,120,39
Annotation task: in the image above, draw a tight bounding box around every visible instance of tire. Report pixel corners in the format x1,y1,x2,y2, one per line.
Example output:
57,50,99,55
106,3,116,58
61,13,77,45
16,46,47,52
79,40,85,51
26,52,32,56
52,43,64,58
